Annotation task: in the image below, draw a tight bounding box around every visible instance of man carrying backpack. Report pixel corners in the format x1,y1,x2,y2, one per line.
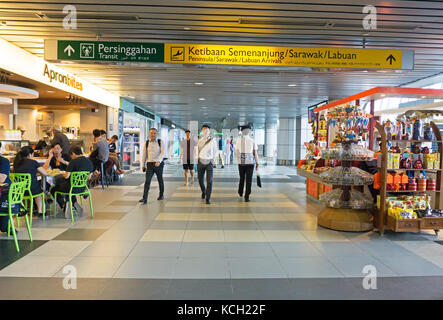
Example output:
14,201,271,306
139,128,165,205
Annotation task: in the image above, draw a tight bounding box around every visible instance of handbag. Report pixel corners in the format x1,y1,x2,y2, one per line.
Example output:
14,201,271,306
256,168,262,188
0,185,21,214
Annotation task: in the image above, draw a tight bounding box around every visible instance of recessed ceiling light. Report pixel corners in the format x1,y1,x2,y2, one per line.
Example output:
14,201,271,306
184,27,191,31
288,84,297,87
199,98,206,101
194,82,204,85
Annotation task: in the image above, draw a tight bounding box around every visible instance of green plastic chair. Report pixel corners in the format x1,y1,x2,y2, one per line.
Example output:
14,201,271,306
53,171,94,222
10,173,46,226
0,181,32,252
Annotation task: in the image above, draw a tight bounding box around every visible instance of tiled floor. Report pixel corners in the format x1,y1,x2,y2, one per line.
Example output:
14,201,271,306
1,164,443,299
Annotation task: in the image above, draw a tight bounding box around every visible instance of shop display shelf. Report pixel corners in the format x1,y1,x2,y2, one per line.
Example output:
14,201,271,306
375,120,443,236
420,217,443,229
389,140,442,143
386,215,420,232
377,168,441,172
386,190,440,193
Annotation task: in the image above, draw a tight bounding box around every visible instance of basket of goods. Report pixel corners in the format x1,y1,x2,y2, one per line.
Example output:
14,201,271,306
320,166,374,185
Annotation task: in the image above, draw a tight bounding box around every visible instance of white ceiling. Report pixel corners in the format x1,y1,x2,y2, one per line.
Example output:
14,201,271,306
1,0,443,128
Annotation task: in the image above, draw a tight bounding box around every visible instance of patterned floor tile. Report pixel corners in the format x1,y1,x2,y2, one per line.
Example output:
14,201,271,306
53,229,107,241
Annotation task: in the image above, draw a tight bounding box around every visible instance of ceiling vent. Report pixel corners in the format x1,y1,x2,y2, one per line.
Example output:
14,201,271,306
44,12,139,21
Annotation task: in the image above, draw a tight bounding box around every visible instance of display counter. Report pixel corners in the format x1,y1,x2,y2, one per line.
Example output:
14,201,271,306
296,168,332,201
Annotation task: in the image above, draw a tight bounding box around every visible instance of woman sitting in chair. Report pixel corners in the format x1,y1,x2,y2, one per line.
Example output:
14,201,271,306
13,146,48,217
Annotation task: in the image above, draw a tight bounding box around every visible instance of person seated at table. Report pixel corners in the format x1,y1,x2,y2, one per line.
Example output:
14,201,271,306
89,129,109,172
108,135,124,175
51,146,94,216
0,142,15,234
13,146,48,218
42,143,71,171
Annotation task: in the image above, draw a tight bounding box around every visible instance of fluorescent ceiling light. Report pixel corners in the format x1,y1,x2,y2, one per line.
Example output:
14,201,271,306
288,84,297,87
194,82,204,85
199,98,206,101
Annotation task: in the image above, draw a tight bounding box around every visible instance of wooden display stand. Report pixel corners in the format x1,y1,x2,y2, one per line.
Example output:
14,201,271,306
317,142,374,232
375,121,443,236
297,168,333,201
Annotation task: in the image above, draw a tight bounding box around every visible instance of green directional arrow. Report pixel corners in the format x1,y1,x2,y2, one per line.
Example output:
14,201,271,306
56,40,164,62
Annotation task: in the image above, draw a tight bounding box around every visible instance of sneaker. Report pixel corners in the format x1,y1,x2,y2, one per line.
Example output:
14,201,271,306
139,199,147,205
73,202,83,216
206,199,211,205
184,182,188,186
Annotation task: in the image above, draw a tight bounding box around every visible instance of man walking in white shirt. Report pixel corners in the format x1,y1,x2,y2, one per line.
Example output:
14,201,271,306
235,125,259,202
197,124,218,204
139,128,165,205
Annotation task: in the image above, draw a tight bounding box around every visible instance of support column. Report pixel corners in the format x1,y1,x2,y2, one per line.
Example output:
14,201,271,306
265,121,278,164
277,118,296,166
188,120,198,139
295,116,302,163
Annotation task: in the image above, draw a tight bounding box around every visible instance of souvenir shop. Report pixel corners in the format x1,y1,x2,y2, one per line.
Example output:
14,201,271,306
297,87,443,235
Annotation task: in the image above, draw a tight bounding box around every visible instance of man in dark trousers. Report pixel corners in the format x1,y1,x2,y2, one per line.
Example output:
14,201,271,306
235,125,259,202
197,124,218,204
139,128,165,205
179,130,197,186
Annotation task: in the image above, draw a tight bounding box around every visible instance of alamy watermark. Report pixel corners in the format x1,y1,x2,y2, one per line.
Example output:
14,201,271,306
363,5,377,30
362,265,377,290
63,5,77,30
62,265,77,290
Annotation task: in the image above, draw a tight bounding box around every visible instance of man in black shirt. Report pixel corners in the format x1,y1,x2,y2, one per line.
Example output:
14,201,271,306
50,146,94,217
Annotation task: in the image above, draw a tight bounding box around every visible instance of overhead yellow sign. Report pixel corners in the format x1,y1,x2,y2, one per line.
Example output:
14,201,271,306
164,44,413,70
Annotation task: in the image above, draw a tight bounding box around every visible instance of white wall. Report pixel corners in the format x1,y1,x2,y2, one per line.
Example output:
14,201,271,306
0,109,11,130
106,106,119,138
53,110,80,128
80,106,107,150
16,109,38,141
